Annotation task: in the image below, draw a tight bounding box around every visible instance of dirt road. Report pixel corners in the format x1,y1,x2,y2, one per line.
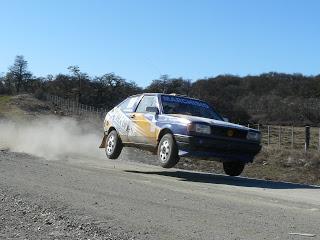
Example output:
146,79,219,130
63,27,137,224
1,149,320,240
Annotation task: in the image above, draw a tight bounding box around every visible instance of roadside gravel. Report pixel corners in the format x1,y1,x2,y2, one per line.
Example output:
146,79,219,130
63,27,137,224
0,150,135,240
0,184,133,240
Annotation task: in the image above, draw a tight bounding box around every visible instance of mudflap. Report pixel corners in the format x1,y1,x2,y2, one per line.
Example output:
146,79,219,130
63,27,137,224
99,135,107,148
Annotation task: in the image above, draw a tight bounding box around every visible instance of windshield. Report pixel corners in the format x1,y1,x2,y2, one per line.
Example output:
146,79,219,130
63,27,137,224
161,95,222,120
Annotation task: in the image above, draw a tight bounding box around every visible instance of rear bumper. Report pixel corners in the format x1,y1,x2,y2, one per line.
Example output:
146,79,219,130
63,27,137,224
174,134,262,163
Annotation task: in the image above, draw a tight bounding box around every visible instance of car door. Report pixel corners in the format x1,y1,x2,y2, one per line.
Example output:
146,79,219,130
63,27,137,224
128,95,160,146
113,96,140,143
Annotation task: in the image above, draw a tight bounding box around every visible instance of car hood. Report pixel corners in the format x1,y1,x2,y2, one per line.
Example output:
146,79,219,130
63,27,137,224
166,114,253,131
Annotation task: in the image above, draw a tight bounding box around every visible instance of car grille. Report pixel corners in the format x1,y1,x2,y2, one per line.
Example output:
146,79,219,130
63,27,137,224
211,126,248,139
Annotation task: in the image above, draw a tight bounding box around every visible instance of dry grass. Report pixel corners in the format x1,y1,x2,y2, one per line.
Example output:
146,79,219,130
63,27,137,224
0,95,12,111
0,94,54,121
177,147,320,185
245,147,320,184
0,95,22,120
251,124,320,151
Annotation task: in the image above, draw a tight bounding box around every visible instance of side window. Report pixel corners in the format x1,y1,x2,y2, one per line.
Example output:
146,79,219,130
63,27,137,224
136,96,158,113
118,96,138,113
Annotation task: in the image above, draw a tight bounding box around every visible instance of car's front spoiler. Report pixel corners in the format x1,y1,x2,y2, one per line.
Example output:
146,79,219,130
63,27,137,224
174,134,262,163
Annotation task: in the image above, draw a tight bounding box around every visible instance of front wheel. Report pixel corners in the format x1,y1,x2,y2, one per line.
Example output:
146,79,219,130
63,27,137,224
223,161,245,176
105,130,123,159
158,133,179,168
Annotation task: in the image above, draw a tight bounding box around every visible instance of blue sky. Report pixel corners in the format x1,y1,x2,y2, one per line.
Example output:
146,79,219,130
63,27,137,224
0,0,319,87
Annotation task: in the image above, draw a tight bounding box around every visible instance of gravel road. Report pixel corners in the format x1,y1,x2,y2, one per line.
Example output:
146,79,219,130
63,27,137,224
1,148,320,240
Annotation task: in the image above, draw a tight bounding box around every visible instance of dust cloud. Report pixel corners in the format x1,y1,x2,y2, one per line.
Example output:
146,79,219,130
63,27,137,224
0,116,105,160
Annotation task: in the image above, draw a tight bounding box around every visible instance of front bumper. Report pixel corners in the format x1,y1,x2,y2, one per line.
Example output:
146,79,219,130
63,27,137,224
174,134,262,163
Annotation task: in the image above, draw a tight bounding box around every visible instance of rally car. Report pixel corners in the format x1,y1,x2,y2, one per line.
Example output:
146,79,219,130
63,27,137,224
100,93,261,176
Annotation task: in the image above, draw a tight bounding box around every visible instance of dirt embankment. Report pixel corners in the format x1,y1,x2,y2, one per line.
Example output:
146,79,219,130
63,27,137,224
176,149,320,185
0,94,319,185
0,94,52,120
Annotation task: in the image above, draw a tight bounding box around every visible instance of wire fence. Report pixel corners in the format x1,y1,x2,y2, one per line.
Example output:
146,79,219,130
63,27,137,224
45,94,320,151
44,93,107,120
248,124,319,151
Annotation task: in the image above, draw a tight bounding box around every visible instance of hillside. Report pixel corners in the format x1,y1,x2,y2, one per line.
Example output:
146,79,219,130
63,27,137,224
0,94,52,121
2,69,320,126
0,94,319,185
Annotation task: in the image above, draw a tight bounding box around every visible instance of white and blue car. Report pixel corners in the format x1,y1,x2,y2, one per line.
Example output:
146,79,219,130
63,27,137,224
100,93,262,176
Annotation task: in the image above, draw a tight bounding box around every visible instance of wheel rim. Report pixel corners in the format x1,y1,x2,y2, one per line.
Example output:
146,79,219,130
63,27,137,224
106,135,115,155
159,140,170,162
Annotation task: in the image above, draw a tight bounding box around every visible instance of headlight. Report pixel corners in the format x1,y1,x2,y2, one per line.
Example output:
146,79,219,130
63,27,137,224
247,131,261,141
188,123,211,134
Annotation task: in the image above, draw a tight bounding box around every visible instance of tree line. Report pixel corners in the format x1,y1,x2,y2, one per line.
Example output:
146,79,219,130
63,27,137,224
1,55,320,126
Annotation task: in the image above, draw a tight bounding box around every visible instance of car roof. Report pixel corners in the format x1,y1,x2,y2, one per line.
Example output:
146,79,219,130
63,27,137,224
135,93,202,101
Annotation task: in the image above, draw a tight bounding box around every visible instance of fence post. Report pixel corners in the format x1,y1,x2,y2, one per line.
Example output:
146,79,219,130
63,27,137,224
291,126,294,149
267,125,270,146
267,125,270,147
318,128,320,151
278,126,281,147
305,126,310,152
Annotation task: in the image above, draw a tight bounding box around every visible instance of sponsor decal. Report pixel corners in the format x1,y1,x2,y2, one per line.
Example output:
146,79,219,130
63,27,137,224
108,107,131,134
162,96,209,109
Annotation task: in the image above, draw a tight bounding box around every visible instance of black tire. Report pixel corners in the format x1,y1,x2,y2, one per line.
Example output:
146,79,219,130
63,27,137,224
105,130,123,159
223,161,245,176
158,133,179,168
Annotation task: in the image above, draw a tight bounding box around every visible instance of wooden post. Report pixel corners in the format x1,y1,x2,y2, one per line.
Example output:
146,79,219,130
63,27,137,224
318,128,320,151
278,126,281,147
267,125,270,146
77,102,79,115
291,126,294,149
305,126,310,152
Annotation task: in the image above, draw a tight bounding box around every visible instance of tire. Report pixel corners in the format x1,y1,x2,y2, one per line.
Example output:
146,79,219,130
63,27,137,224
223,161,245,176
158,133,179,168
105,130,123,159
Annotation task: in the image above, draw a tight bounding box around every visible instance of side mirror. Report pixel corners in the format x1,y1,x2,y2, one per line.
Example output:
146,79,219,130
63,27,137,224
223,117,229,122
146,107,159,114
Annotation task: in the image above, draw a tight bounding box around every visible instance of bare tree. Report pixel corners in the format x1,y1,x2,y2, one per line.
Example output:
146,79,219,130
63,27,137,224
8,55,32,93
68,65,88,103
160,74,169,93
0,72,5,94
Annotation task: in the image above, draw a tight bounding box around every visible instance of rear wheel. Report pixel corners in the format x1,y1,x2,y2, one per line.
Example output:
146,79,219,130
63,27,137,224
223,161,245,176
158,133,179,168
105,130,123,159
